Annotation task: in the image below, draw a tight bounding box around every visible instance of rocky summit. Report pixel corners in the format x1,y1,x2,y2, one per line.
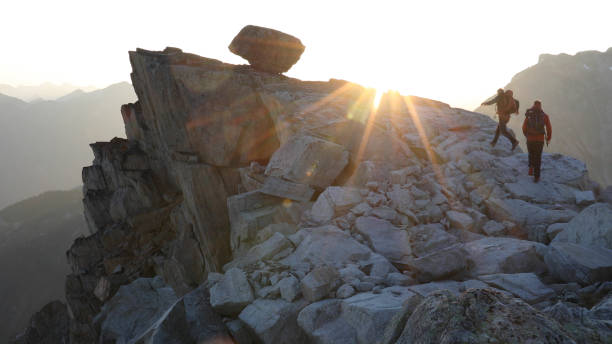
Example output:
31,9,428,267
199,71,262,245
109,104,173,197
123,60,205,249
15,29,612,344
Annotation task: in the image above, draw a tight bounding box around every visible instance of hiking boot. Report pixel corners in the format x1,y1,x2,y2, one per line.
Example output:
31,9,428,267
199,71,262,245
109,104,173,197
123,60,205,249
490,141,496,147
528,167,534,176
511,141,518,151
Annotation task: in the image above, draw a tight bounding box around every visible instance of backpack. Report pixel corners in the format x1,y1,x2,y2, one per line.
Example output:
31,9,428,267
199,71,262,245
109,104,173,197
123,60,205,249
505,96,519,114
526,109,546,135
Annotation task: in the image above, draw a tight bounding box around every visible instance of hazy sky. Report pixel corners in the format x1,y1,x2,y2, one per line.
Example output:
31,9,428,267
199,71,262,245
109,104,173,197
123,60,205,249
2,0,611,109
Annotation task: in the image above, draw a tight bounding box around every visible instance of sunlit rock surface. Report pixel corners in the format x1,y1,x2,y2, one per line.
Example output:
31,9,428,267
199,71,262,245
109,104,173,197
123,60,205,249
18,44,612,344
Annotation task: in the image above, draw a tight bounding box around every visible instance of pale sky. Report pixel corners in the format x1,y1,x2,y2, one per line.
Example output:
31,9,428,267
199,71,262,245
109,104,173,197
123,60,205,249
2,0,611,109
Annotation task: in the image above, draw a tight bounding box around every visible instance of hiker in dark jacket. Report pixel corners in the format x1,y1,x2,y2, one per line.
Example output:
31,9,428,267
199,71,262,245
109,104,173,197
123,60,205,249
481,89,519,150
522,100,552,183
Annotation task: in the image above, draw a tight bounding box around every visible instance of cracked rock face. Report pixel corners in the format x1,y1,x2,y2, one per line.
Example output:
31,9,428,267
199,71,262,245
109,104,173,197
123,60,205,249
18,44,612,344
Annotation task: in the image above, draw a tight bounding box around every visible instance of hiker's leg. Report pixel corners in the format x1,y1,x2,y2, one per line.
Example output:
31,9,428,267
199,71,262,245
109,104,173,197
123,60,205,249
500,121,517,145
491,122,501,145
533,141,544,178
527,141,535,168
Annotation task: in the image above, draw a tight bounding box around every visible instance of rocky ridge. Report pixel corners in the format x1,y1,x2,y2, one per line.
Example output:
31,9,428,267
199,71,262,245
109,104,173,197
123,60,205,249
15,28,612,344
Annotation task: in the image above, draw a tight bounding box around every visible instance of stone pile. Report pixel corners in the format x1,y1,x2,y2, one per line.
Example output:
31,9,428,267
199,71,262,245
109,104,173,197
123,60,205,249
15,27,612,344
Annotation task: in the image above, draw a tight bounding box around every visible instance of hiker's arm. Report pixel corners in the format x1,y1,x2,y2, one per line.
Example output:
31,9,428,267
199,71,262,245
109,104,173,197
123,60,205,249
545,115,552,142
481,95,500,106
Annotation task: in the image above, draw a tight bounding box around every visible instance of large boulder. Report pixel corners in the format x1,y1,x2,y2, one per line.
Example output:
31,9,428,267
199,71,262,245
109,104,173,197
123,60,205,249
552,203,612,249
404,244,471,283
229,25,305,74
297,287,419,344
544,301,612,343
485,197,577,242
210,268,254,316
384,289,576,344
265,135,349,189
544,242,612,285
465,237,547,276
94,277,178,343
140,284,230,343
354,217,411,263
301,266,341,302
238,299,307,343
478,273,555,304
311,187,362,224
280,226,372,269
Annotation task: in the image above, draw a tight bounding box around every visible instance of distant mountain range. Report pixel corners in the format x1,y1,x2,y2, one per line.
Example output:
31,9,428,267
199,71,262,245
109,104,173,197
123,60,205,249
0,82,98,102
475,48,612,187
0,188,87,342
0,82,136,208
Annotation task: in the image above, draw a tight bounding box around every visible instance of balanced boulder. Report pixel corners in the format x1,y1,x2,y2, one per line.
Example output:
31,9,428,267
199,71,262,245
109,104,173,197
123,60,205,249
229,25,305,74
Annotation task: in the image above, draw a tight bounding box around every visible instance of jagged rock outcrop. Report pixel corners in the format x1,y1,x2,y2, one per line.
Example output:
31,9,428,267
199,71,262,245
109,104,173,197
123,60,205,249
10,301,69,344
25,38,611,343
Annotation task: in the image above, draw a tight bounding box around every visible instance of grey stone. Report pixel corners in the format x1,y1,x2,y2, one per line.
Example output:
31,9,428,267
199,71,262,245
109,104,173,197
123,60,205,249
354,217,411,262
281,226,372,270
311,187,362,223
390,289,576,344
485,197,577,242
339,265,366,284
239,299,307,344
553,203,612,249
265,135,349,189
370,206,399,222
297,299,357,344
546,222,567,242
407,279,490,297
224,232,293,271
229,25,305,74
336,284,356,299
465,237,547,276
142,284,230,343
226,319,254,344
545,242,612,285
404,244,471,282
355,282,375,292
478,273,555,304
575,190,596,206
278,276,301,302
95,277,178,343
301,266,340,302
210,268,254,316
591,293,612,320
385,272,414,286
260,176,315,202
446,210,474,231
341,290,419,344
482,220,507,237
407,223,458,257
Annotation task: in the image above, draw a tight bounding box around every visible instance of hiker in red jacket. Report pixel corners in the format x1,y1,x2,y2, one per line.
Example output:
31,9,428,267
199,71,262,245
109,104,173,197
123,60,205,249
522,100,552,183
481,89,519,150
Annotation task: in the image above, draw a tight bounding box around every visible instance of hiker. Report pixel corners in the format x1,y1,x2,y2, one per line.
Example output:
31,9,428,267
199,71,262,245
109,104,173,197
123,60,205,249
522,100,552,183
481,89,519,150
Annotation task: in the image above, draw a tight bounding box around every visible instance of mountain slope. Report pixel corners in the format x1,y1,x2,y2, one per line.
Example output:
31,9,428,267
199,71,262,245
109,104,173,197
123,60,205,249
475,48,612,186
0,188,87,342
0,82,136,208
0,83,97,102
